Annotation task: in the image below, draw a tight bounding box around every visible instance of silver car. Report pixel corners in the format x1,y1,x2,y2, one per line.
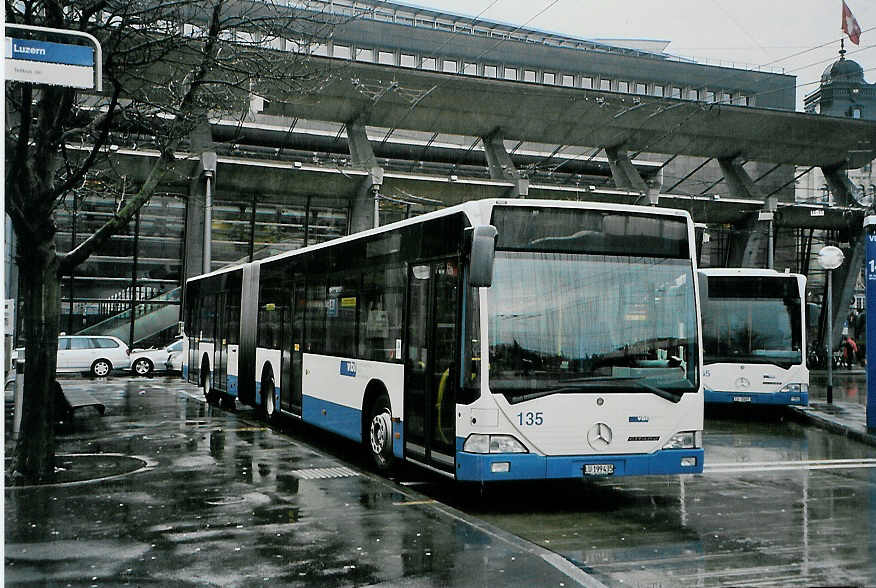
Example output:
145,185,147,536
57,335,131,377
131,339,184,376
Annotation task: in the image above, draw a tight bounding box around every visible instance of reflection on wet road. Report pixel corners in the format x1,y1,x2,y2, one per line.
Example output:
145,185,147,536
411,408,876,586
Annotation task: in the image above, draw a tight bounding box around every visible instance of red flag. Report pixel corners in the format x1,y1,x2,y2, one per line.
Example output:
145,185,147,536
842,1,862,45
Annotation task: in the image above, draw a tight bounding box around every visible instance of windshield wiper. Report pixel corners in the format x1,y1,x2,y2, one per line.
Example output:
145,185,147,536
510,376,685,403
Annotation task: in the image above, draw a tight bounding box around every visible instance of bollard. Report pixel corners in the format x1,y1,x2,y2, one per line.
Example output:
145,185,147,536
13,357,24,437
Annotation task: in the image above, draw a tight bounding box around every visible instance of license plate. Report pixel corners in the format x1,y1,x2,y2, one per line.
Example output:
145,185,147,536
733,396,752,403
584,463,615,476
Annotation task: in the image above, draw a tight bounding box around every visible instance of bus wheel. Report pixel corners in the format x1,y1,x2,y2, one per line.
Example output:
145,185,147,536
261,375,277,423
367,395,395,472
202,367,217,404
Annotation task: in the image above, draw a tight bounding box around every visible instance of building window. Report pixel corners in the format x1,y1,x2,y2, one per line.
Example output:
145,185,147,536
422,57,437,70
333,44,351,59
852,107,862,119
355,48,373,62
705,90,715,102
721,92,731,103
653,84,664,97
443,59,458,73
600,78,611,91
687,89,699,100
670,87,681,98
463,62,477,75
312,44,329,57
543,72,556,84
523,69,536,82
635,82,646,94
504,67,518,80
484,64,498,78
581,77,593,89
618,81,629,93
378,51,395,65
400,53,416,68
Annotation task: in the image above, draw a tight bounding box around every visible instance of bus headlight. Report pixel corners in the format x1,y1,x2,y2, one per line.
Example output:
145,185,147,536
779,383,808,394
463,434,528,454
662,430,702,450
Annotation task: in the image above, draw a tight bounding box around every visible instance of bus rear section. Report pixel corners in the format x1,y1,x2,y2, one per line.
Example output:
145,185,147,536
455,203,704,481
698,269,808,406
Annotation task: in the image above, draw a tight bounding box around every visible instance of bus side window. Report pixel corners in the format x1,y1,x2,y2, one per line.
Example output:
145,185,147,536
359,265,404,362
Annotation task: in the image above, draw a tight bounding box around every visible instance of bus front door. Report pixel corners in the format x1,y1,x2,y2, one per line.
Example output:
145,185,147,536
405,260,459,475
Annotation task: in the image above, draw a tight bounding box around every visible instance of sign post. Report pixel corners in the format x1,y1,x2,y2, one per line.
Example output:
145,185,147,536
864,216,876,430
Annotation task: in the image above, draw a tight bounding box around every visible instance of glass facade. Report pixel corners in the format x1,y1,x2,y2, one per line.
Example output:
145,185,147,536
51,190,349,348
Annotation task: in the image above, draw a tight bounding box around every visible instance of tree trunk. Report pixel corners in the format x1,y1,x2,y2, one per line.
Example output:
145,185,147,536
11,238,61,483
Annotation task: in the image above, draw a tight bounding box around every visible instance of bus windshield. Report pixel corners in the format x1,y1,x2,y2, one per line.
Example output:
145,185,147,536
487,252,698,404
701,276,802,367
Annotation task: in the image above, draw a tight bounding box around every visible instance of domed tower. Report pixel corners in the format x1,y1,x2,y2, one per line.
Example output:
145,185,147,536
804,46,874,119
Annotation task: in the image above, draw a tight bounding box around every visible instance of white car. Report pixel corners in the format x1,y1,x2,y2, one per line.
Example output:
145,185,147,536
131,340,183,376
56,335,131,377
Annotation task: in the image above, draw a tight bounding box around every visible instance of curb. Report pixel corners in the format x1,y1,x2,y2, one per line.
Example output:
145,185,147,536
787,405,876,448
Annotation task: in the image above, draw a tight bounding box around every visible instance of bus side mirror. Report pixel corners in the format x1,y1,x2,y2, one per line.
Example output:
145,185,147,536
467,225,498,288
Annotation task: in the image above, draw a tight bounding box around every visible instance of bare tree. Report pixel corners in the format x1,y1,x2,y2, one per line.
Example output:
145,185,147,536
5,0,343,483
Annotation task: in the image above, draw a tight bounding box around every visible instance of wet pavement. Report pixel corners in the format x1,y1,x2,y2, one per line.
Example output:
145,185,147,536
5,377,599,587
5,374,876,586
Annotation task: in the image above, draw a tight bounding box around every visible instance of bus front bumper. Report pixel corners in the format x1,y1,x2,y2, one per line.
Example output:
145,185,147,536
704,388,808,406
455,448,704,482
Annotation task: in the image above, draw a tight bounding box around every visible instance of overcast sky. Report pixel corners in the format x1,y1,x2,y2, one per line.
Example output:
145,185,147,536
421,0,876,110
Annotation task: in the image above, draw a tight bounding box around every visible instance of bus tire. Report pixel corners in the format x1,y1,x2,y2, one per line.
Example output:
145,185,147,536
366,395,395,472
260,372,278,423
202,361,217,404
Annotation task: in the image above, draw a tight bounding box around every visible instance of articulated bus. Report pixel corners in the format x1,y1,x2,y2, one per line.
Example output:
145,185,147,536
698,268,808,406
182,199,704,482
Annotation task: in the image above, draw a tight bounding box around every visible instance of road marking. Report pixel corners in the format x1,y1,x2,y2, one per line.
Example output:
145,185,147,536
392,500,438,506
705,457,876,474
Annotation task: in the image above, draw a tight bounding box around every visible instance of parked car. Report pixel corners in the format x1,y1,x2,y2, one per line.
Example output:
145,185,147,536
57,335,131,377
164,339,184,373
131,339,183,376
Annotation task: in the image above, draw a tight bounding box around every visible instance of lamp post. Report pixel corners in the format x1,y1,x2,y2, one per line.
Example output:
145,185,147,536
817,245,845,404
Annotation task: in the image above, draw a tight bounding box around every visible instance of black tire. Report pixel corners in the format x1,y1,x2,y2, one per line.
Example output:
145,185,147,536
202,362,218,404
366,395,395,472
132,357,153,376
91,359,112,377
261,375,277,423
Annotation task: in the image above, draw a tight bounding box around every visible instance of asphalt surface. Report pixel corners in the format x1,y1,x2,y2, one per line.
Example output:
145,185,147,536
4,372,874,586
4,376,602,587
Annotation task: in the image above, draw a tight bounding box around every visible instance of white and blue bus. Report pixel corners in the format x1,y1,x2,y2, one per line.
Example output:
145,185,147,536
698,268,808,406
182,199,704,481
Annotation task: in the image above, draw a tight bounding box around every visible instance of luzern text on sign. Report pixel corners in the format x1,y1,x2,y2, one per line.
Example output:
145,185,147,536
5,37,95,89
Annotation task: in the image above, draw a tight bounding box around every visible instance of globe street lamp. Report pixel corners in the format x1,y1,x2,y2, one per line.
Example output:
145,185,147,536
817,245,845,404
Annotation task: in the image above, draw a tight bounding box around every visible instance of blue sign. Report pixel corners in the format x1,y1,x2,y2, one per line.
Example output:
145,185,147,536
6,37,93,66
866,230,876,430
340,360,356,377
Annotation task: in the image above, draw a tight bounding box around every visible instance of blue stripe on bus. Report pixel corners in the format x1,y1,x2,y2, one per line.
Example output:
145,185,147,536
704,388,808,406
182,365,189,380
302,395,362,443
392,421,403,459
227,374,238,397
454,438,704,481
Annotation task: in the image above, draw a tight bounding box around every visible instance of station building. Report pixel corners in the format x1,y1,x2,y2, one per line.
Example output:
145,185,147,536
6,0,874,351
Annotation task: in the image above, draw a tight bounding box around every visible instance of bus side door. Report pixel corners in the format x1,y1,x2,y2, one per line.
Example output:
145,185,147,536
405,259,459,474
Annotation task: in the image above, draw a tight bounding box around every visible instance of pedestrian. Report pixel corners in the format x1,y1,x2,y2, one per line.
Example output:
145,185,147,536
841,335,858,370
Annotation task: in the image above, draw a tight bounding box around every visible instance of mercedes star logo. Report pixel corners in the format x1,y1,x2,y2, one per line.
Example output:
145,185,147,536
735,376,751,390
587,422,613,450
